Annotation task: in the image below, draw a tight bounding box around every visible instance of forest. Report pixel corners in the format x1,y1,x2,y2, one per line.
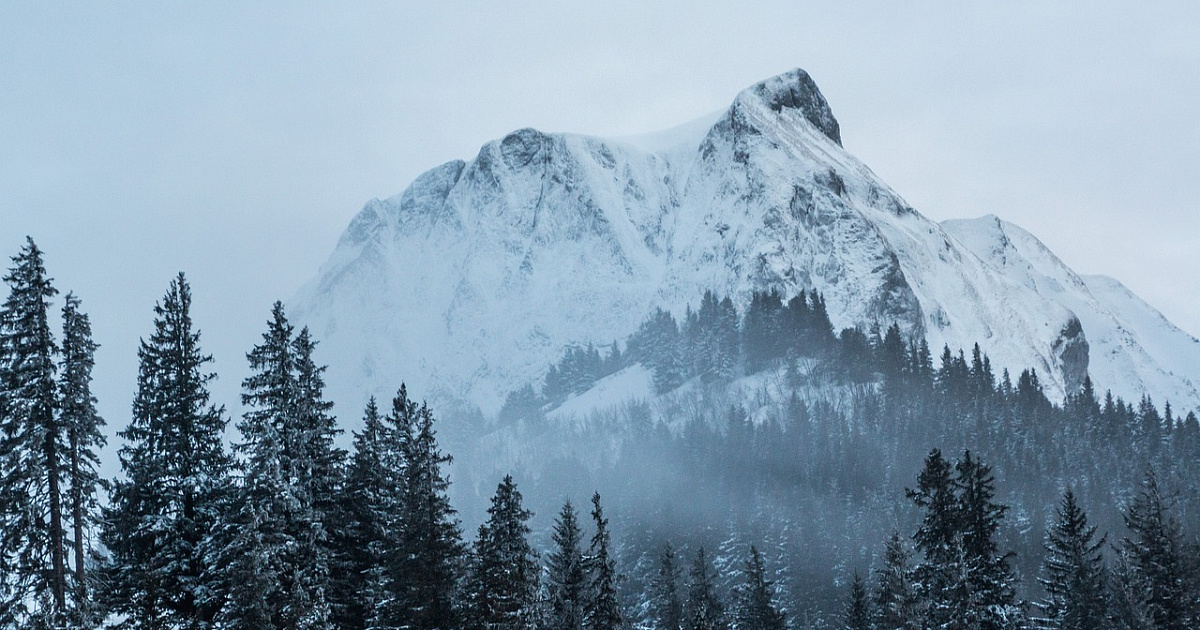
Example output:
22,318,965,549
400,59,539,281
3,236,1200,630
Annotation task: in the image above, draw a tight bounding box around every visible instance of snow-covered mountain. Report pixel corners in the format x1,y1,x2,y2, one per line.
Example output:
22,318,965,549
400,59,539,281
291,68,1200,418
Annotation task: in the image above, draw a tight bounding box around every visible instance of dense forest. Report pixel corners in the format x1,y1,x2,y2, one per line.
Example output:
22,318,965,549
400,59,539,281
3,237,1200,630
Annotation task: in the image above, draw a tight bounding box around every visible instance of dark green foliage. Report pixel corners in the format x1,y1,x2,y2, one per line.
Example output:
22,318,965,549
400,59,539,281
733,546,785,630
547,501,587,630
1112,469,1198,630
59,293,106,628
842,572,870,630
0,237,67,626
1035,489,1107,630
683,548,725,630
467,475,540,630
874,532,918,630
649,544,683,630
104,273,232,629
585,493,623,630
376,387,464,630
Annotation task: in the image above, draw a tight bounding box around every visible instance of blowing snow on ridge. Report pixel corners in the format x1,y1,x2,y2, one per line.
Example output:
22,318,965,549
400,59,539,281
291,68,1200,417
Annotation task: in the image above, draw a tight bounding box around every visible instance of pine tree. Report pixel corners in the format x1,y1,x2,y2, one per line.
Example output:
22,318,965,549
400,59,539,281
683,547,725,630
649,544,683,630
547,500,587,630
467,475,539,630
906,448,957,626
1115,469,1197,630
0,237,67,627
58,292,106,627
1035,489,1107,630
104,272,233,629
333,398,392,630
732,546,785,630
954,450,1020,629
585,492,622,630
842,572,871,630
873,532,918,630
376,391,463,630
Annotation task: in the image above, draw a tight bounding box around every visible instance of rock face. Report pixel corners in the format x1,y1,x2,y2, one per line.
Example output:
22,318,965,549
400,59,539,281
291,68,1199,417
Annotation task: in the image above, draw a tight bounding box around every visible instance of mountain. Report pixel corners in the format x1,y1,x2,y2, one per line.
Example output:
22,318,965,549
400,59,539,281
290,68,1199,418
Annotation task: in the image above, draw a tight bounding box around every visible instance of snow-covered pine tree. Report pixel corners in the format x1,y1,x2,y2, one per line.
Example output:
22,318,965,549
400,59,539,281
546,501,587,630
0,237,67,627
1114,469,1197,630
1034,488,1107,630
732,546,785,630
58,292,105,627
466,475,539,630
906,448,957,627
953,450,1021,629
376,391,463,630
873,532,918,630
649,544,683,630
333,398,392,630
585,492,623,630
219,302,336,630
104,272,233,629
683,548,725,630
841,572,871,630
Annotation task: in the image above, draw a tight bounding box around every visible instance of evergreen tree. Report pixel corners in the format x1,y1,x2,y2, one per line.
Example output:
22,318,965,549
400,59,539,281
377,392,463,630
58,292,106,627
874,532,918,630
842,572,871,630
104,273,233,629
546,501,587,630
683,548,725,630
732,546,785,630
218,301,334,629
954,450,1020,629
0,237,67,627
585,492,622,630
906,448,957,625
649,544,683,630
333,398,392,630
1114,469,1197,630
467,475,539,630
1035,489,1107,630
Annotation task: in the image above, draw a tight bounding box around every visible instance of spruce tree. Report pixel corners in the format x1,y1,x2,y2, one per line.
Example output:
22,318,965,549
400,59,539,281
467,475,539,630
0,237,67,626
546,500,587,630
58,292,105,627
1035,489,1107,630
732,546,785,630
333,398,392,630
585,492,622,630
1115,469,1197,630
649,544,683,630
683,547,725,630
842,572,871,630
377,391,463,630
104,272,233,629
873,532,918,630
954,450,1020,629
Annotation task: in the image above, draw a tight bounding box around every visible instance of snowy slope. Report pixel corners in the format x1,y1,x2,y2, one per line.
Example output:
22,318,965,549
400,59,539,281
291,68,1194,418
944,215,1200,408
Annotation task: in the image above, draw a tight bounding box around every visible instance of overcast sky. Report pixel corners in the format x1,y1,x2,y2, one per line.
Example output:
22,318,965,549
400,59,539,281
2,1,1198,455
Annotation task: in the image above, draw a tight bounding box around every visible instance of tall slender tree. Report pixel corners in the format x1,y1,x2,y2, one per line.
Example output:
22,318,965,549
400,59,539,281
683,547,725,630
873,532,918,630
546,501,587,630
842,572,871,630
585,492,622,630
649,544,683,630
467,475,540,630
732,546,785,630
104,273,233,629
58,292,105,627
0,237,66,626
1035,489,1107,630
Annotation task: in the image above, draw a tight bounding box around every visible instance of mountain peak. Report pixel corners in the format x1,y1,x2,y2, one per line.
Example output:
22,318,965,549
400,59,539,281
740,68,842,146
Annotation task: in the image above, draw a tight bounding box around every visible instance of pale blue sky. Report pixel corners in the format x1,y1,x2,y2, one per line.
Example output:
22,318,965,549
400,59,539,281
2,2,1198,454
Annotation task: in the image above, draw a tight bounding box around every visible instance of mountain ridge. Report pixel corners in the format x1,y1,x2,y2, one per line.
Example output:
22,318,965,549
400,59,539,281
291,68,1198,418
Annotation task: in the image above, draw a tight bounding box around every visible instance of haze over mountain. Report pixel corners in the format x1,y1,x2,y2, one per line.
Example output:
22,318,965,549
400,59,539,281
291,69,1200,419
